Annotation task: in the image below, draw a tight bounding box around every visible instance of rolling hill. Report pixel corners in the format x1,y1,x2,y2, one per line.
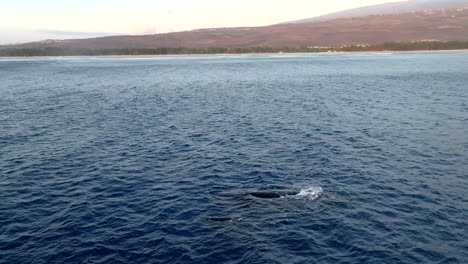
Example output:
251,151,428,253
2,5,468,51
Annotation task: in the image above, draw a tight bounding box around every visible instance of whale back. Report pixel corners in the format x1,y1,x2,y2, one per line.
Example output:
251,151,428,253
247,190,299,199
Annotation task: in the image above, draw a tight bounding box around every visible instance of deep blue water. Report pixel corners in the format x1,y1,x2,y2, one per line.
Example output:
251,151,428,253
0,52,467,264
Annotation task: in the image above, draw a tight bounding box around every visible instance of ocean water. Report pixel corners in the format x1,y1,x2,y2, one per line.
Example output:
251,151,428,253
0,52,467,264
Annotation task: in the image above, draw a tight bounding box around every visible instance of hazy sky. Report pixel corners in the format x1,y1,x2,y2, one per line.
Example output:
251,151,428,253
0,0,400,44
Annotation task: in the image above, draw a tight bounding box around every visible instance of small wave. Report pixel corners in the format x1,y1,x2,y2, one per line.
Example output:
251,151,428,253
295,186,323,200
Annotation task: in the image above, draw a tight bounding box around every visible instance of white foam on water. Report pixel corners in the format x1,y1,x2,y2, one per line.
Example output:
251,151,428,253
295,186,323,200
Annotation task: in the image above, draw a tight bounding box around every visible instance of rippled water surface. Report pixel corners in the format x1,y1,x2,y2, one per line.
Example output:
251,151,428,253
1,52,467,263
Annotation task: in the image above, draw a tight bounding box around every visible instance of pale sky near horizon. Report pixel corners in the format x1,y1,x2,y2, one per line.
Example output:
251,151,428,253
0,0,401,44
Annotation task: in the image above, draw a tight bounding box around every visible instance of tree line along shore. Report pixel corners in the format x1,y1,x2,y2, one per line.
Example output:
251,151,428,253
1,41,468,57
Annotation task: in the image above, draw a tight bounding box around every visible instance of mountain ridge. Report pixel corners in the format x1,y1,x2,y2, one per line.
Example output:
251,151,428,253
284,0,468,24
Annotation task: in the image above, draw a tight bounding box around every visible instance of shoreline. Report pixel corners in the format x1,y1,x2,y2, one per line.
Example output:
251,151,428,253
1,49,468,59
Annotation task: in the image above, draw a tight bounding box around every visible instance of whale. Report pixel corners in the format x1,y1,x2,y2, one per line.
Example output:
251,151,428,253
247,190,300,199
206,217,242,222
216,187,322,200
216,189,301,199
207,187,322,223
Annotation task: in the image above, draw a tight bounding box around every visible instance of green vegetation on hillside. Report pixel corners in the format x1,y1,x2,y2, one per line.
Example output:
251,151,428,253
1,41,468,57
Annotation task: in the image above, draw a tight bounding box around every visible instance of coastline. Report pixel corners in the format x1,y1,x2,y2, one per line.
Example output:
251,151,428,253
1,49,468,59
